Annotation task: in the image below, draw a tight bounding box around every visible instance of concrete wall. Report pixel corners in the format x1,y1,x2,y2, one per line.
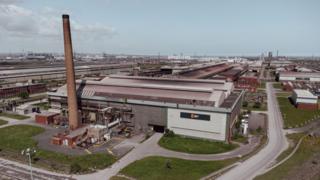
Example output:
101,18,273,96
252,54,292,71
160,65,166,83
295,98,318,104
167,108,227,141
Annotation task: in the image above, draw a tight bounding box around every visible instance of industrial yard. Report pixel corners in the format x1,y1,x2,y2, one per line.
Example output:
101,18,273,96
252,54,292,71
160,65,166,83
0,1,319,180
1,35,320,180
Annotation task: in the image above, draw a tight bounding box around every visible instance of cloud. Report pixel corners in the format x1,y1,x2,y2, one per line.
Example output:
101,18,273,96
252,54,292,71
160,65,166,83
0,0,23,4
0,3,116,40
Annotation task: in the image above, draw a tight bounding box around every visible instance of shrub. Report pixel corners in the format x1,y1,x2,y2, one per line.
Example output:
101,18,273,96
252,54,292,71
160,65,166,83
19,92,29,99
164,129,175,137
253,102,261,109
242,101,248,107
70,162,82,174
256,126,263,134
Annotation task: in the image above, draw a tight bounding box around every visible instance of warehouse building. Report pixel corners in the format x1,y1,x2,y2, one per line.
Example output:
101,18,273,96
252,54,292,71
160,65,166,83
48,76,243,142
291,89,318,110
278,72,320,82
0,83,46,99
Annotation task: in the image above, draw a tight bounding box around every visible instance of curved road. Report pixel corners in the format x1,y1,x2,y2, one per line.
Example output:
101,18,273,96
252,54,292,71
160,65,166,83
218,82,289,180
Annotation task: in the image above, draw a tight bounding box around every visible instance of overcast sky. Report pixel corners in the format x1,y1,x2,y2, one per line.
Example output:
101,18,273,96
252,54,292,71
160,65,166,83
0,0,319,56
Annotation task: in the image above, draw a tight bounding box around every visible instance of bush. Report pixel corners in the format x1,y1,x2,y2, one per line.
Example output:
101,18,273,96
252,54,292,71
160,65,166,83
253,102,261,109
164,129,175,137
256,126,263,134
70,162,82,174
242,101,248,107
19,92,29,99
235,120,241,129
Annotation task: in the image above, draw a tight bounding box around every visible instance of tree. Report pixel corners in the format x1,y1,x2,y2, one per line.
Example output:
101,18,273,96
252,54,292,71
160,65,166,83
242,101,248,107
253,102,261,109
19,92,29,99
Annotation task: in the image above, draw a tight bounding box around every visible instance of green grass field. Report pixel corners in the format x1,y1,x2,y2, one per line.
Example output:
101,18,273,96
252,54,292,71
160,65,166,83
119,156,236,180
0,112,29,120
273,83,282,89
0,119,8,126
0,125,116,174
255,134,320,180
277,97,320,128
158,135,238,154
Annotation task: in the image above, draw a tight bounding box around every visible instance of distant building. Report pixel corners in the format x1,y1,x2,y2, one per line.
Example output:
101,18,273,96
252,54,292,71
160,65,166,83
268,51,273,60
279,72,320,82
0,83,46,99
291,89,318,110
235,76,259,92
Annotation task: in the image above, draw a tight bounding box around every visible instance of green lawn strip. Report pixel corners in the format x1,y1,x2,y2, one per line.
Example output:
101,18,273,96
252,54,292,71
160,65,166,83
110,176,132,180
276,92,291,97
0,112,30,120
277,97,320,128
254,135,320,180
259,81,266,89
120,156,237,180
275,133,304,162
33,102,50,110
0,119,8,126
158,135,238,154
242,102,268,111
232,134,248,144
0,125,116,174
273,83,282,89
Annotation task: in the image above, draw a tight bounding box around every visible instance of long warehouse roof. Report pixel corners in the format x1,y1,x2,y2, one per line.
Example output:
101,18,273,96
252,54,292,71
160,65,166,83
55,76,235,107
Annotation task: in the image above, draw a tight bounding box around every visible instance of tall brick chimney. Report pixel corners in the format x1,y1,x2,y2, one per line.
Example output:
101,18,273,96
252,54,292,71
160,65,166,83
62,14,79,130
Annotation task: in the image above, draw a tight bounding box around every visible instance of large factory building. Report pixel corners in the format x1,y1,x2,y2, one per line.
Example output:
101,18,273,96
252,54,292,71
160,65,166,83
48,75,243,142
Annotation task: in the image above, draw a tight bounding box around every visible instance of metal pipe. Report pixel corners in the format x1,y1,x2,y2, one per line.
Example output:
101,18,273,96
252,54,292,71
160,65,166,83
62,14,79,130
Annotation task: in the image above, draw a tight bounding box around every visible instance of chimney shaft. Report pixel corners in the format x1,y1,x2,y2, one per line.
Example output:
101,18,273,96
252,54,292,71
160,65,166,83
62,14,79,130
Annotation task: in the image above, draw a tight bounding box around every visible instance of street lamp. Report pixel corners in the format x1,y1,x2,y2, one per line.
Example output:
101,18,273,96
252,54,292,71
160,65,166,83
21,147,37,180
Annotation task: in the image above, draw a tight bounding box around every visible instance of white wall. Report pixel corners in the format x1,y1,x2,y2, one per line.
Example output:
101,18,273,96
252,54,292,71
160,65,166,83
279,76,296,81
310,77,320,82
296,98,318,104
167,108,227,141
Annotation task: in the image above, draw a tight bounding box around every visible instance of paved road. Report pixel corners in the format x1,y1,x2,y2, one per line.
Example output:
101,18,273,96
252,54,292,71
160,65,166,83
218,82,289,180
0,111,261,180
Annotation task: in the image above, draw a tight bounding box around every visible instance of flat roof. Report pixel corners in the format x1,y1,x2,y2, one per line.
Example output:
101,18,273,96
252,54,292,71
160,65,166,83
179,63,232,79
0,64,133,76
293,89,317,98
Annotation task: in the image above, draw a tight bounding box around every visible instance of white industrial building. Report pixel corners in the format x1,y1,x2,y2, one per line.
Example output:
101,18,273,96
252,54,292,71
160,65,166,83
291,89,318,110
48,76,244,142
279,72,320,82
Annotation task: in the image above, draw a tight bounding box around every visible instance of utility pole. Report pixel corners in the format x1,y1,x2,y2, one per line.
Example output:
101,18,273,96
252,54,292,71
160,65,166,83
21,147,36,180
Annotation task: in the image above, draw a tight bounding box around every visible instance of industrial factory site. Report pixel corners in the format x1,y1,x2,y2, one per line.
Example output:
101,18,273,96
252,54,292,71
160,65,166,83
0,1,320,180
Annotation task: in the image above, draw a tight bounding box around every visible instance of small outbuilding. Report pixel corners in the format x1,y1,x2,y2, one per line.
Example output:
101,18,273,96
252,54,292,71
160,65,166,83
291,89,318,110
35,112,59,125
